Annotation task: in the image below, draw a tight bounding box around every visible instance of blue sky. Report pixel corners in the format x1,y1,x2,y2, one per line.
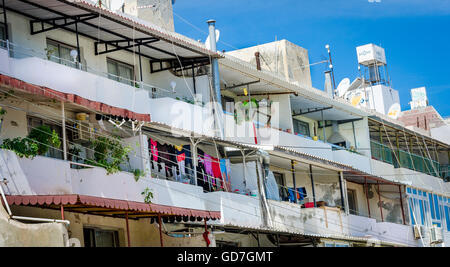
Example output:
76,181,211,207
171,0,450,117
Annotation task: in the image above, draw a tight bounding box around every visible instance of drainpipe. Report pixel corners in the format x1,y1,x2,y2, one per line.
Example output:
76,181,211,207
0,183,70,225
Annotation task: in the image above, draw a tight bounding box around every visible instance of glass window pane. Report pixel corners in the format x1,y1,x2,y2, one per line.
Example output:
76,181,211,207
445,206,450,232
429,193,435,219
409,198,415,225
419,200,424,225
0,23,5,43
59,45,75,67
434,195,441,220
293,119,310,137
46,42,60,63
118,64,133,85
107,60,119,81
95,230,116,247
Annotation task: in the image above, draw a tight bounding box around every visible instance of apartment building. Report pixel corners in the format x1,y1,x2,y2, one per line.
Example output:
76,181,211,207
0,0,449,247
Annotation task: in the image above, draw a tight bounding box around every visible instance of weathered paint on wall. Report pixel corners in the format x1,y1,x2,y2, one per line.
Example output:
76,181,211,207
0,204,67,247
11,206,209,247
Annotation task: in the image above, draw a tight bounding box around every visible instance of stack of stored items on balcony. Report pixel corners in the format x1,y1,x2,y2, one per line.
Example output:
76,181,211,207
148,138,231,192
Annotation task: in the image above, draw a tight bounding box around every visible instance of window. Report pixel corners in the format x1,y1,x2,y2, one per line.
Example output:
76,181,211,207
27,116,63,160
46,39,78,68
0,23,6,48
222,96,235,114
0,23,5,40
293,119,310,137
83,228,120,247
347,189,358,215
273,172,285,187
107,58,135,86
406,187,431,227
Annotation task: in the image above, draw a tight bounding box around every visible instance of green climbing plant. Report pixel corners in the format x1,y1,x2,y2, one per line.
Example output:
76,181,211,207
141,187,154,204
86,135,132,175
133,169,146,181
0,138,39,159
28,125,61,155
1,125,61,159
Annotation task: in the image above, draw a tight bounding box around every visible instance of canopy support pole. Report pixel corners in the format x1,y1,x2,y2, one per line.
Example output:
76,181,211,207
365,177,371,218
158,214,164,247
309,164,317,207
291,160,297,204
125,212,131,247
61,101,67,161
377,182,384,222
399,185,406,225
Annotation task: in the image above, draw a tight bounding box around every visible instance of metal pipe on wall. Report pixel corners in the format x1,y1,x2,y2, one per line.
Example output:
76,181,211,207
207,19,222,108
158,214,164,247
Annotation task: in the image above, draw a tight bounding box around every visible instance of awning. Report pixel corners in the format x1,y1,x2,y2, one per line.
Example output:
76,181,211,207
1,0,219,61
5,195,221,221
344,170,405,186
0,74,151,122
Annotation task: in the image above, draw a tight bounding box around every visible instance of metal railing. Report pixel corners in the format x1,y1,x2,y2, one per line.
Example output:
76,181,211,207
370,140,442,178
0,39,179,100
370,140,394,165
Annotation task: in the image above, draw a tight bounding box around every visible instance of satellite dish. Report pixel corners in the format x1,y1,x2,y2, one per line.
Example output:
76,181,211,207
336,78,351,97
387,103,401,119
205,29,220,50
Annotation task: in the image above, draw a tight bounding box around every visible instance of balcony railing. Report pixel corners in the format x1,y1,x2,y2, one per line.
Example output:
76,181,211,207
370,140,442,178
0,40,178,100
370,141,394,165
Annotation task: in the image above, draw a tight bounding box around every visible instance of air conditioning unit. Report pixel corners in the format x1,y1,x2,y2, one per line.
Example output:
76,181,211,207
430,226,443,244
413,225,424,239
72,121,94,142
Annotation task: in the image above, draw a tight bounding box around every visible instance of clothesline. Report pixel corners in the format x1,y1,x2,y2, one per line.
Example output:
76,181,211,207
148,137,232,193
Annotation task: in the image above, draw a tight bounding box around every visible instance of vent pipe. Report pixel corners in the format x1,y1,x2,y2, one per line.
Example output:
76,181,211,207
207,19,222,107
255,52,262,71
207,19,224,138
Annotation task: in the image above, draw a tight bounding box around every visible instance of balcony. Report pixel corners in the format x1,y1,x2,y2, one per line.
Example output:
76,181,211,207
206,190,416,245
347,215,419,246
0,149,210,212
0,40,179,118
370,140,442,178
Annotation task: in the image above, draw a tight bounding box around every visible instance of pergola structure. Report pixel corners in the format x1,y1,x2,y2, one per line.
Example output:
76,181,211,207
369,117,450,179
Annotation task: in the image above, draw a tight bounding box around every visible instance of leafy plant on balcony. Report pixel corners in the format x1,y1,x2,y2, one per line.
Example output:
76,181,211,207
133,169,147,181
86,135,132,175
0,125,61,158
45,47,56,60
0,138,38,159
142,187,154,204
28,125,61,156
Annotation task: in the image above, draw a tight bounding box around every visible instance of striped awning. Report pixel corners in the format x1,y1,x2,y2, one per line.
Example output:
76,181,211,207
5,195,221,220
